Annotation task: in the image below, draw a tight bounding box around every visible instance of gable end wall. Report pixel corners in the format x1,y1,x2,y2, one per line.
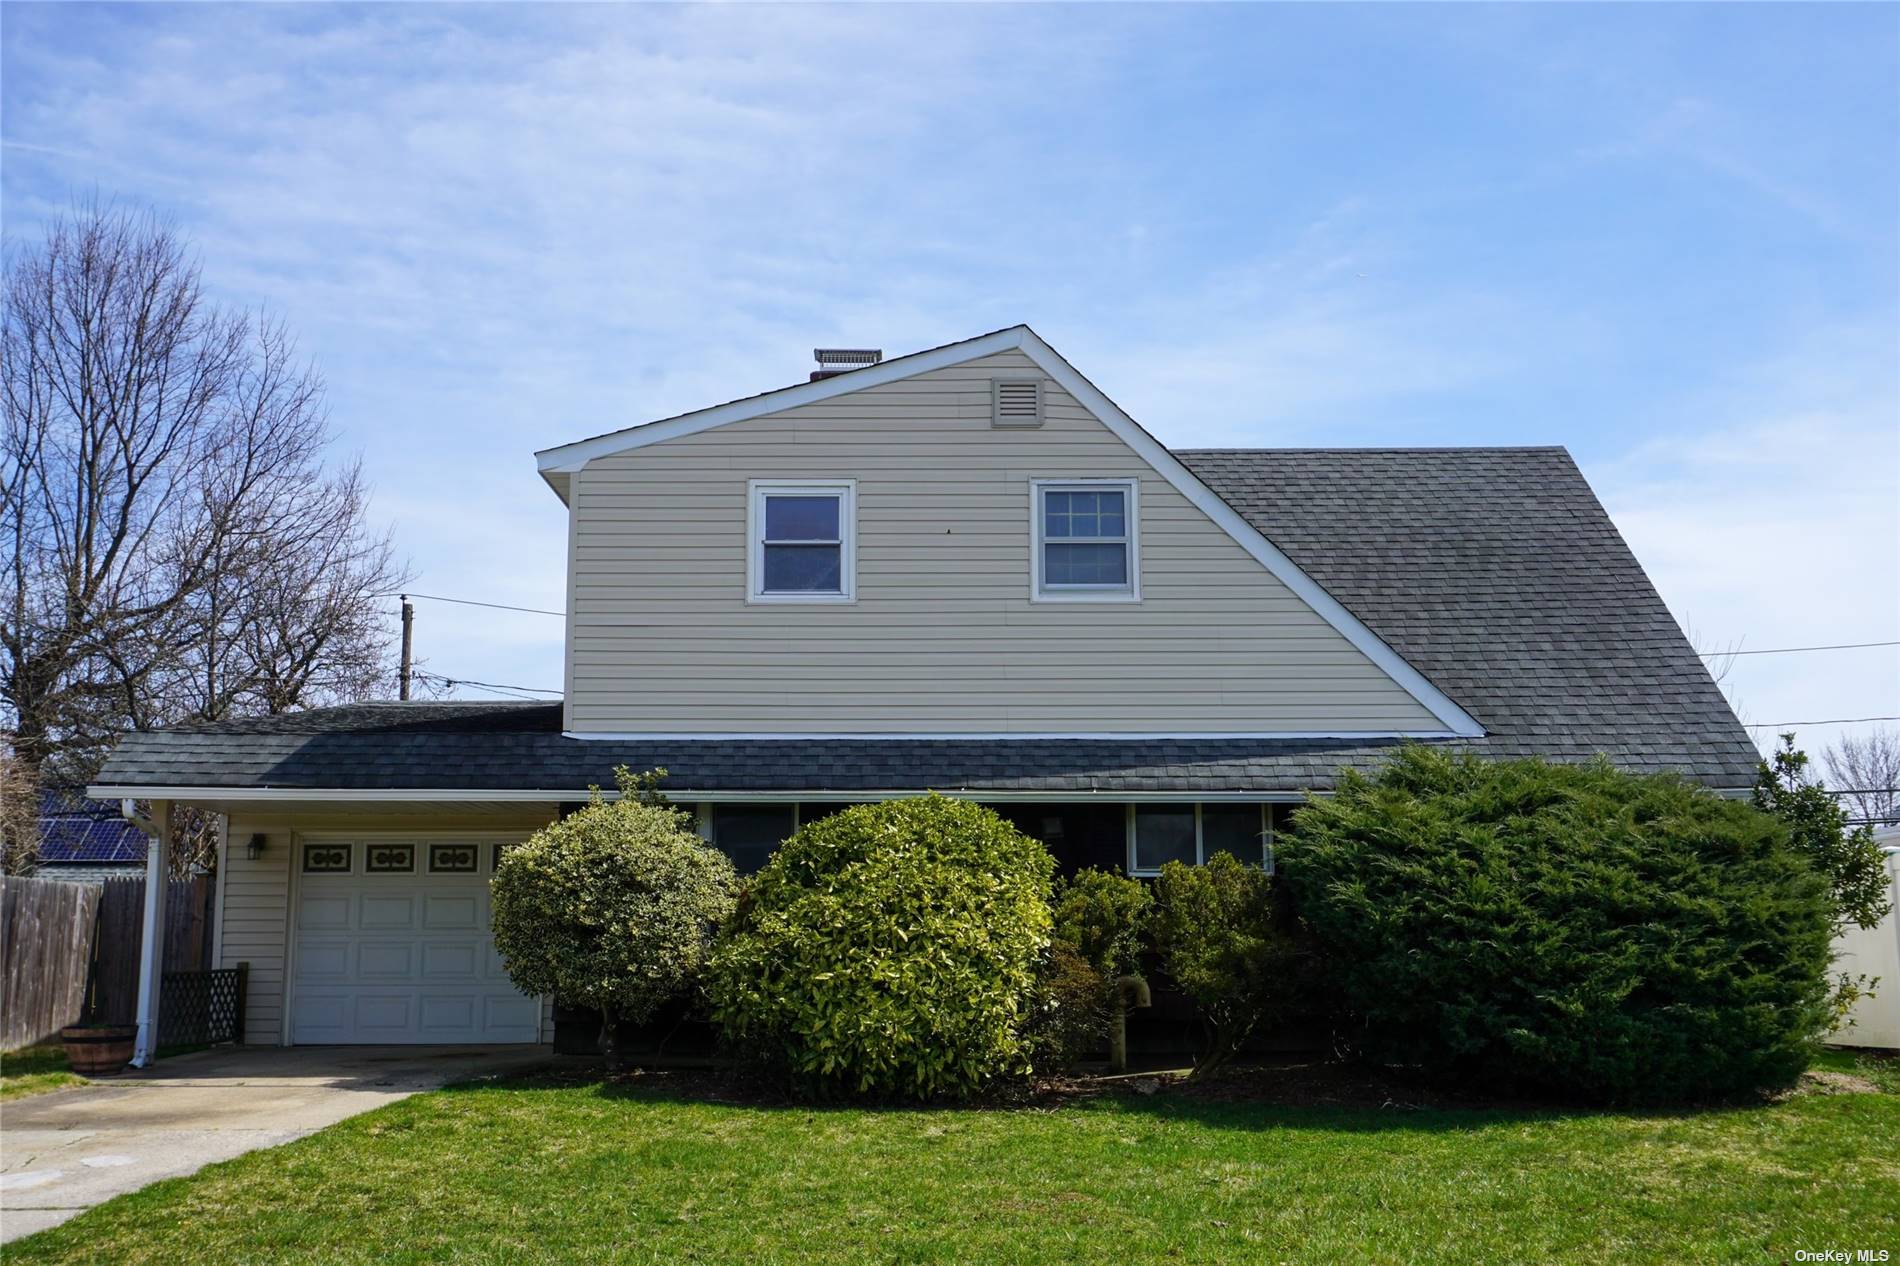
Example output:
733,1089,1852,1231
565,350,1442,735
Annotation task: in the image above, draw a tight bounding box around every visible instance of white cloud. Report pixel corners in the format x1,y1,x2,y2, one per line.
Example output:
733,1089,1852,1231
1591,325,1900,760
5,3,1893,745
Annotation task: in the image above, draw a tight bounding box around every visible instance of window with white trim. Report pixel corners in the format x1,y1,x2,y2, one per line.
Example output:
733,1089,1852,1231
699,802,874,874
1032,478,1139,600
748,480,855,602
1127,803,1285,876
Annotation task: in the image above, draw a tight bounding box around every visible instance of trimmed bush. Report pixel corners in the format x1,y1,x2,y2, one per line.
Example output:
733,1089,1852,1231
1280,748,1836,1103
491,768,738,1066
1023,941,1110,1075
1150,852,1297,1074
1052,867,1152,980
706,795,1055,1100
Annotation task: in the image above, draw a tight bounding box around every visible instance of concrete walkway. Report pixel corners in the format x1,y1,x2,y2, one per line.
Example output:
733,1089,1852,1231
0,1044,551,1242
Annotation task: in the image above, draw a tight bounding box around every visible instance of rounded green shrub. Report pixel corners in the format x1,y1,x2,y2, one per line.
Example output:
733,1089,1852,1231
491,770,738,1064
706,794,1055,1100
1150,852,1297,1074
1052,867,1152,980
1280,748,1836,1103
1023,941,1110,1075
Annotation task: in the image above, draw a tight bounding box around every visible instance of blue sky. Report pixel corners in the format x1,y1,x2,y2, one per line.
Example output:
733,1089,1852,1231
4,2,1896,760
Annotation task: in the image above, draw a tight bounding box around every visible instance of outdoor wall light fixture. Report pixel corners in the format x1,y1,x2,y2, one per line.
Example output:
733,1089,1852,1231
247,833,267,861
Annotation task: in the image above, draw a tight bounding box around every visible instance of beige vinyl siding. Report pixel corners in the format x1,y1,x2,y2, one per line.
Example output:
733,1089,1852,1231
220,811,292,1044
215,809,557,1046
567,349,1441,735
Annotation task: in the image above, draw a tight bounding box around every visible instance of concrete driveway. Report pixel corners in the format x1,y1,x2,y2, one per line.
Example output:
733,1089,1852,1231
0,1044,551,1243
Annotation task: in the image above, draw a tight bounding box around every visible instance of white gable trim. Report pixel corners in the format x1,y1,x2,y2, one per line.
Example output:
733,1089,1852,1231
536,325,1484,738
534,327,1031,497
1012,329,1483,737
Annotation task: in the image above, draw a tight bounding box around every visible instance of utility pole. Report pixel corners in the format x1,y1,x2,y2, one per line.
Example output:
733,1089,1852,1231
399,596,414,701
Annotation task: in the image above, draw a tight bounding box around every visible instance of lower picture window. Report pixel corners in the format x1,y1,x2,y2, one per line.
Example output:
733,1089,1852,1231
1201,805,1269,867
1127,804,1279,876
710,804,797,875
1130,806,1197,873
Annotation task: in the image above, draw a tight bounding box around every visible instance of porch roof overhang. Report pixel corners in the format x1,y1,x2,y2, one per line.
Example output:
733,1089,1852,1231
89,698,1758,807
84,785,1321,809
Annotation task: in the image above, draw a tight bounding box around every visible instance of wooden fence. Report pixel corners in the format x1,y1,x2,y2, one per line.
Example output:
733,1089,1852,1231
1,873,217,1049
0,875,102,1051
89,876,214,1026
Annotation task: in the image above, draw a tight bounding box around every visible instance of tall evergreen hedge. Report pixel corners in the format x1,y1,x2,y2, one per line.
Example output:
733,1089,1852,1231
1279,748,1835,1103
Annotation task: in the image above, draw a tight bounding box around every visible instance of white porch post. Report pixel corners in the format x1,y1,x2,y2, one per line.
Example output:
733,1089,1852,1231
130,799,171,1068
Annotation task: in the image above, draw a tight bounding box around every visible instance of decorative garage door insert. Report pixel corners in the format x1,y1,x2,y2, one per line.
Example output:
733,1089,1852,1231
290,839,540,1044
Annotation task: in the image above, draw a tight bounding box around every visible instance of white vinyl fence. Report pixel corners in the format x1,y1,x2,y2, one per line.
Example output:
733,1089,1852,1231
1829,837,1900,1052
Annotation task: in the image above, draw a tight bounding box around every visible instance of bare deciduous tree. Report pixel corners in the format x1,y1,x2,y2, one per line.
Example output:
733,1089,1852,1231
1824,726,1900,829
0,739,38,874
2,201,406,808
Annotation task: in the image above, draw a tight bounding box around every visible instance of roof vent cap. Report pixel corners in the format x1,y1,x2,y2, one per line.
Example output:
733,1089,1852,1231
811,348,883,382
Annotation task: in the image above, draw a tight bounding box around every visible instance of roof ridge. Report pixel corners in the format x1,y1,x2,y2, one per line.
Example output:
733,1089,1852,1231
1172,445,1571,455
537,324,1033,465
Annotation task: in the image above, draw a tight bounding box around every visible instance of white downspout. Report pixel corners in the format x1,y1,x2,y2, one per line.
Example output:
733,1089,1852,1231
129,798,171,1068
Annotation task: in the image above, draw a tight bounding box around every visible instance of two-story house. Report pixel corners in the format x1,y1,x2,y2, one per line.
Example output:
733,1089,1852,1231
91,326,1758,1054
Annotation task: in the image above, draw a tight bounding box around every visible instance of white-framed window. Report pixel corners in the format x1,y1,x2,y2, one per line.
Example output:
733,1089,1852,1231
747,480,856,603
1030,478,1140,601
696,802,875,875
1125,803,1290,876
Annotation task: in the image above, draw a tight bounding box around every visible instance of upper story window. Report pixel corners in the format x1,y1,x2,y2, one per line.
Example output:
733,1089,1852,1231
1031,478,1140,601
747,480,856,603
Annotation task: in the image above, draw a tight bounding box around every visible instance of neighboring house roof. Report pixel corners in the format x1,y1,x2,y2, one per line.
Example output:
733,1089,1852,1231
37,790,146,864
91,448,1761,798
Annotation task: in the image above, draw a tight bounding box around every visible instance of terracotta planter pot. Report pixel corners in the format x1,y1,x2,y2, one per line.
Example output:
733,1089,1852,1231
60,1025,137,1076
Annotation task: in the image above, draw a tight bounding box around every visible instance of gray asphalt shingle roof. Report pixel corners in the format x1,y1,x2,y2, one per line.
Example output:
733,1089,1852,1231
94,446,1760,797
1175,446,1757,785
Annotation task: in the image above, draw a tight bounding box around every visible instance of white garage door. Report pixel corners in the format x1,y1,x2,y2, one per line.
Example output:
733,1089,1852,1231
290,839,541,1044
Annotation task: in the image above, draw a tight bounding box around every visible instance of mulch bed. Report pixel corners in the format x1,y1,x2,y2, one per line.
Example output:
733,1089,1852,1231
494,1053,1881,1115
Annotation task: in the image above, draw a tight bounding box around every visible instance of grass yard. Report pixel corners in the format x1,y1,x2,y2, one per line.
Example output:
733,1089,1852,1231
7,1058,1897,1266
0,1046,86,1101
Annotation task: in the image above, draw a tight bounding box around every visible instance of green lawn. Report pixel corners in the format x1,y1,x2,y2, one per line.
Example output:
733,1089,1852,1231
0,1046,86,1101
7,1059,1897,1266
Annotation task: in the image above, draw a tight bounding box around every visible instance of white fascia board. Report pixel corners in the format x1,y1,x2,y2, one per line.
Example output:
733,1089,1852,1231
532,326,1034,501
89,785,570,803
529,320,1483,737
87,784,1315,805
560,729,1460,741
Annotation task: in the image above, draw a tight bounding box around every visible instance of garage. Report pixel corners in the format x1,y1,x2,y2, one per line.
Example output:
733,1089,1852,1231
288,837,542,1044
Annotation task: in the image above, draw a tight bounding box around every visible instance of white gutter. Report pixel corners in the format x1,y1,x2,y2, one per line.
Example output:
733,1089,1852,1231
126,798,169,1068
89,784,1320,805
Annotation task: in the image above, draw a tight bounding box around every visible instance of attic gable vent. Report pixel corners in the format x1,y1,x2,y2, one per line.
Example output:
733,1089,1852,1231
992,378,1044,428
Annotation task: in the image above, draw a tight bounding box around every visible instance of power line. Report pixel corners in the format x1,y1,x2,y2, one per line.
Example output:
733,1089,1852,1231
1700,640,1898,658
1744,716,1900,728
377,591,565,618
387,595,1893,657
411,669,562,698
